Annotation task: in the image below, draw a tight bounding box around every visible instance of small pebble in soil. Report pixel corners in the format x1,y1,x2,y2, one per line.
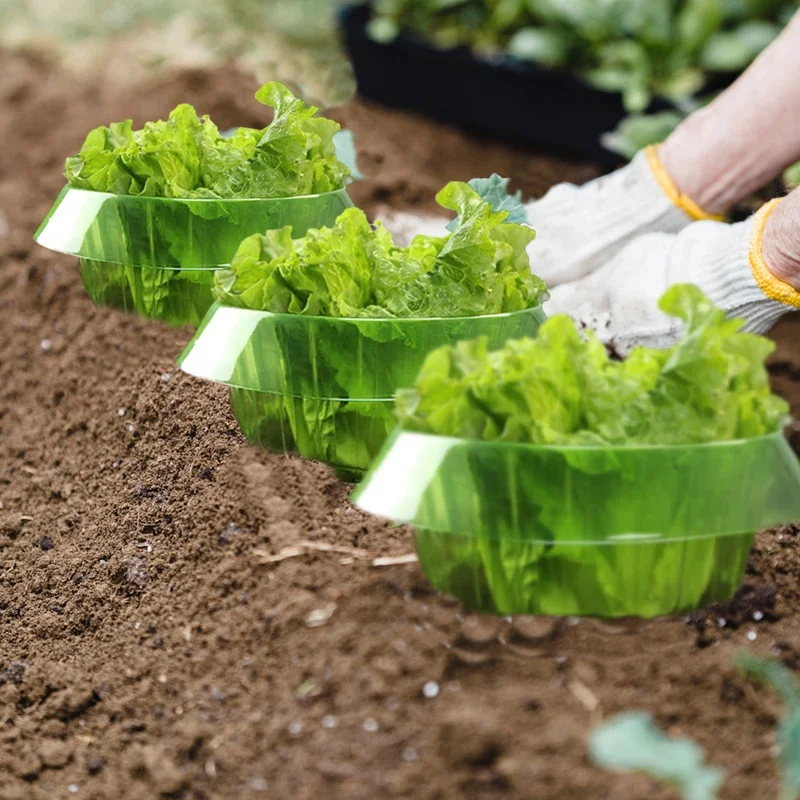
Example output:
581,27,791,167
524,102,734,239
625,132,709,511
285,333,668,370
218,524,243,546
747,631,757,641
249,777,268,791
6,661,30,684
86,757,104,775
126,423,136,433
40,338,52,351
288,721,304,737
40,536,54,551
753,611,764,621
125,558,150,588
422,681,440,699
117,408,126,417
210,686,226,702
67,786,78,794
321,715,338,729
717,618,727,628
363,718,379,733
402,747,418,762
161,372,171,383
304,604,336,628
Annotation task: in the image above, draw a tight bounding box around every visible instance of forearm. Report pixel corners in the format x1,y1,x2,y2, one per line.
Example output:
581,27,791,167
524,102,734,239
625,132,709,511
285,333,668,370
660,11,800,215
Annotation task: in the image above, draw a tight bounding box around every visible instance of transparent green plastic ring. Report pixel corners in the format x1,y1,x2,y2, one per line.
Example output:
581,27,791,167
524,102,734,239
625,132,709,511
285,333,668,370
178,303,547,478
34,186,353,326
352,429,800,618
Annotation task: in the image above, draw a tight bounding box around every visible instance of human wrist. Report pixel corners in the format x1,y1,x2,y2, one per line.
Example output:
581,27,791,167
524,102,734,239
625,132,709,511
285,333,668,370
644,144,724,221
658,109,765,217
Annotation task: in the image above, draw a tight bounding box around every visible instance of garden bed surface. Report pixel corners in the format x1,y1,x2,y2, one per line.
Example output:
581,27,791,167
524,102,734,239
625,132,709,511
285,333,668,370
2,50,800,800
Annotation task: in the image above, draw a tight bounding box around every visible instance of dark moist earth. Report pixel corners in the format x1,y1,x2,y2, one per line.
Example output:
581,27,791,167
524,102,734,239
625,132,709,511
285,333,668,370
2,50,800,800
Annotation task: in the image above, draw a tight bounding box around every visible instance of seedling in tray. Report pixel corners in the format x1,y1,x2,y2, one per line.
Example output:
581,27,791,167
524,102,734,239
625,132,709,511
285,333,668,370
178,178,548,479
33,82,353,326
353,285,800,618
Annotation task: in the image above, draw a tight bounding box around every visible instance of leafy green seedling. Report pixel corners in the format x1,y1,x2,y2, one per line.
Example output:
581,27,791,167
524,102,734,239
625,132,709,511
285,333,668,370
589,711,725,800
601,110,685,159
446,174,527,232
738,653,800,800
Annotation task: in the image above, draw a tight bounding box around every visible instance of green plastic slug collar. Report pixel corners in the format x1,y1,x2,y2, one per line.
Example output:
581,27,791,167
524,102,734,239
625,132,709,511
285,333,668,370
33,186,353,270
351,429,800,617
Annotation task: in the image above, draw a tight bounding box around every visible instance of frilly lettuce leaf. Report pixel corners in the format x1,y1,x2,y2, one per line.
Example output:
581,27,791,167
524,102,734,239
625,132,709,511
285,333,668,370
214,180,547,318
396,283,788,445
65,81,350,199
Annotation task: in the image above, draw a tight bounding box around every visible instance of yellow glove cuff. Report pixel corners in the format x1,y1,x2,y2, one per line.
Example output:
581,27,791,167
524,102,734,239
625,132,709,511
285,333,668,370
644,145,725,223
749,198,800,309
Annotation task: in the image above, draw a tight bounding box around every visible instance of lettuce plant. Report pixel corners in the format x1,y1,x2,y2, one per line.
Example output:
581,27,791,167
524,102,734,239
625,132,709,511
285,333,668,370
396,285,788,616
65,81,350,198
213,179,547,476
214,180,547,316
396,283,788,446
61,82,352,325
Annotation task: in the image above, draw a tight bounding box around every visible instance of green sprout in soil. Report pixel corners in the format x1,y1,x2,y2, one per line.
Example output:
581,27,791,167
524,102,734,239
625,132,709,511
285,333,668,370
590,655,800,799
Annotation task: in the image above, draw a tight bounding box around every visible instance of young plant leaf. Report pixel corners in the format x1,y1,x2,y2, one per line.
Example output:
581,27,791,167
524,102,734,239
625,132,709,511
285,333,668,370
601,110,685,159
446,174,527,231
589,711,725,800
738,654,800,800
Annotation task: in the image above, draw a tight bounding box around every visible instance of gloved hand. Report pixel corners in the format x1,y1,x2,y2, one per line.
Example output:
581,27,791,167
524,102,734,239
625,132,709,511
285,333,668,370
545,11,800,352
524,146,719,288
546,199,800,354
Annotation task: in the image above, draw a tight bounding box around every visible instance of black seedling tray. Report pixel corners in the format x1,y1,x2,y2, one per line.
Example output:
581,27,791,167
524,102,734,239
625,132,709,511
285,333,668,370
340,3,675,164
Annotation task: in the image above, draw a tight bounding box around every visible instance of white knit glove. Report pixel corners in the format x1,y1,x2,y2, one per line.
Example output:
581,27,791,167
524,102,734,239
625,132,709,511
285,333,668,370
526,147,714,287
545,201,795,354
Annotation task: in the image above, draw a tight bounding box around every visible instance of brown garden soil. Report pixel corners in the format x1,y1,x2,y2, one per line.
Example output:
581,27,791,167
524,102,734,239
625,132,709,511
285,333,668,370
3,48,800,800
